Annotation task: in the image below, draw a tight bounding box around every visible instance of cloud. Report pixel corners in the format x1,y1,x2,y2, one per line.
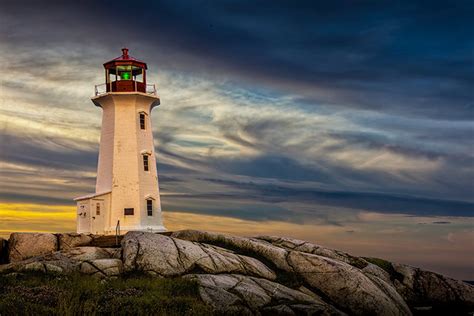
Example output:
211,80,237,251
3,1,473,120
1,2,474,281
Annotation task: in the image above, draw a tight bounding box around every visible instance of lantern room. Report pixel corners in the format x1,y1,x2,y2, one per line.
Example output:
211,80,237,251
102,48,151,94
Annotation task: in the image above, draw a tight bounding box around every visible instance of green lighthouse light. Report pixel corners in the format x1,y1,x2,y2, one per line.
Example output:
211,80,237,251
122,72,131,80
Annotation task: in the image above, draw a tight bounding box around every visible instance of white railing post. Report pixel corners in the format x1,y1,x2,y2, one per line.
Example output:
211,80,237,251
94,83,109,96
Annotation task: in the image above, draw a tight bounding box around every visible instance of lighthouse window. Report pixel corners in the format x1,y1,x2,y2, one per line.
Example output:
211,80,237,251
96,203,100,215
140,113,146,130
143,155,149,171
147,199,153,216
124,208,134,216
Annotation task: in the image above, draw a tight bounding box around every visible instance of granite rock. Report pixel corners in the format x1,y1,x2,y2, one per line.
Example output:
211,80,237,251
58,233,93,250
185,273,345,315
8,233,58,262
122,231,276,279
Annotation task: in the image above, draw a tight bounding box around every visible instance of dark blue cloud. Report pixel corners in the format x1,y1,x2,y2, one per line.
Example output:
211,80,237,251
211,155,333,182
3,0,473,120
197,177,474,218
1,0,473,223
0,133,97,171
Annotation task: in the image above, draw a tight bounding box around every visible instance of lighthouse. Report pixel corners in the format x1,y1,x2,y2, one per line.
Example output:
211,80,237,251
74,48,166,235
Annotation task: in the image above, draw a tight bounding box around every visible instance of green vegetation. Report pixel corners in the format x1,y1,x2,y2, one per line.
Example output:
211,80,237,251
363,257,404,282
0,272,213,316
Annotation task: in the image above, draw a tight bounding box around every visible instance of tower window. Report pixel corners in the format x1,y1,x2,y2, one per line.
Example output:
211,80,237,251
139,113,146,130
143,155,149,171
147,199,153,216
124,208,134,216
96,203,100,215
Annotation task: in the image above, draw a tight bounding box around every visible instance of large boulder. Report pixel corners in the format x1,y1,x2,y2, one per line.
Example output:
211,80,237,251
392,263,474,313
171,230,293,270
0,246,120,275
258,235,395,284
8,233,58,262
122,231,276,279
257,235,369,269
172,230,411,316
80,259,123,278
287,251,411,316
185,273,345,315
58,233,93,250
60,246,119,261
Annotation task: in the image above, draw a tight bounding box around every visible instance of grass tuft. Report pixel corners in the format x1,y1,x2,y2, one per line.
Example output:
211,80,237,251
363,257,404,282
0,272,213,316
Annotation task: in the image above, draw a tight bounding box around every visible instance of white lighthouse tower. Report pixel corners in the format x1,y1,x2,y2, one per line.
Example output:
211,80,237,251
74,48,166,235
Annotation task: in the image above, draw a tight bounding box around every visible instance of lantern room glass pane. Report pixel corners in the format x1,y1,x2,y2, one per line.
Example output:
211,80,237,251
134,67,143,82
117,65,132,80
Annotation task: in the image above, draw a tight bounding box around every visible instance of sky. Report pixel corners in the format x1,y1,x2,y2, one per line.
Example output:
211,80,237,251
0,0,473,279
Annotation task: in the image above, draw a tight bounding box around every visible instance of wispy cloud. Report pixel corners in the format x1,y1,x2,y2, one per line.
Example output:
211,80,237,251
1,0,473,279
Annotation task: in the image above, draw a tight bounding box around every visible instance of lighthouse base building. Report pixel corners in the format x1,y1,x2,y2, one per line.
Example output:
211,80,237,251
74,49,166,235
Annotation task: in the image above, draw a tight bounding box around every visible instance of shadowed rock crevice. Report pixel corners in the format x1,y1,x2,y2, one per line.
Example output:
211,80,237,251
0,237,9,264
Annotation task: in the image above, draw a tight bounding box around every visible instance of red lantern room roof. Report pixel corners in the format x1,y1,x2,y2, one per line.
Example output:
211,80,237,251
103,48,147,70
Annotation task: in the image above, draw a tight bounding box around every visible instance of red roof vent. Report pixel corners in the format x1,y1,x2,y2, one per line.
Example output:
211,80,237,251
122,47,129,59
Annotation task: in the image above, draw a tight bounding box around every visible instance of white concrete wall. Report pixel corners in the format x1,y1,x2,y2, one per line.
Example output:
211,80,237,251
136,102,163,230
76,193,111,234
90,93,165,234
95,99,115,194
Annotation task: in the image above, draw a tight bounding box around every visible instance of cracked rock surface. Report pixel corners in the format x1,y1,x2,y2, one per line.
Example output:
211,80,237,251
58,233,93,250
1,230,473,315
122,231,276,280
184,274,345,315
0,246,121,277
8,233,58,262
257,235,368,269
80,259,123,277
392,263,474,310
172,230,411,315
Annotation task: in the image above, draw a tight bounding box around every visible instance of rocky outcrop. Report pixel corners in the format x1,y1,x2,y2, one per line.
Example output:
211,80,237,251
58,233,93,250
0,246,121,277
288,251,411,315
1,230,473,315
185,274,345,315
257,235,369,269
122,231,276,280
392,263,474,312
8,233,58,262
80,259,123,277
171,230,411,316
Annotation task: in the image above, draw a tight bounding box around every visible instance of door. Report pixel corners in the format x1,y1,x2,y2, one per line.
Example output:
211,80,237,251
76,201,91,233
91,199,105,234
